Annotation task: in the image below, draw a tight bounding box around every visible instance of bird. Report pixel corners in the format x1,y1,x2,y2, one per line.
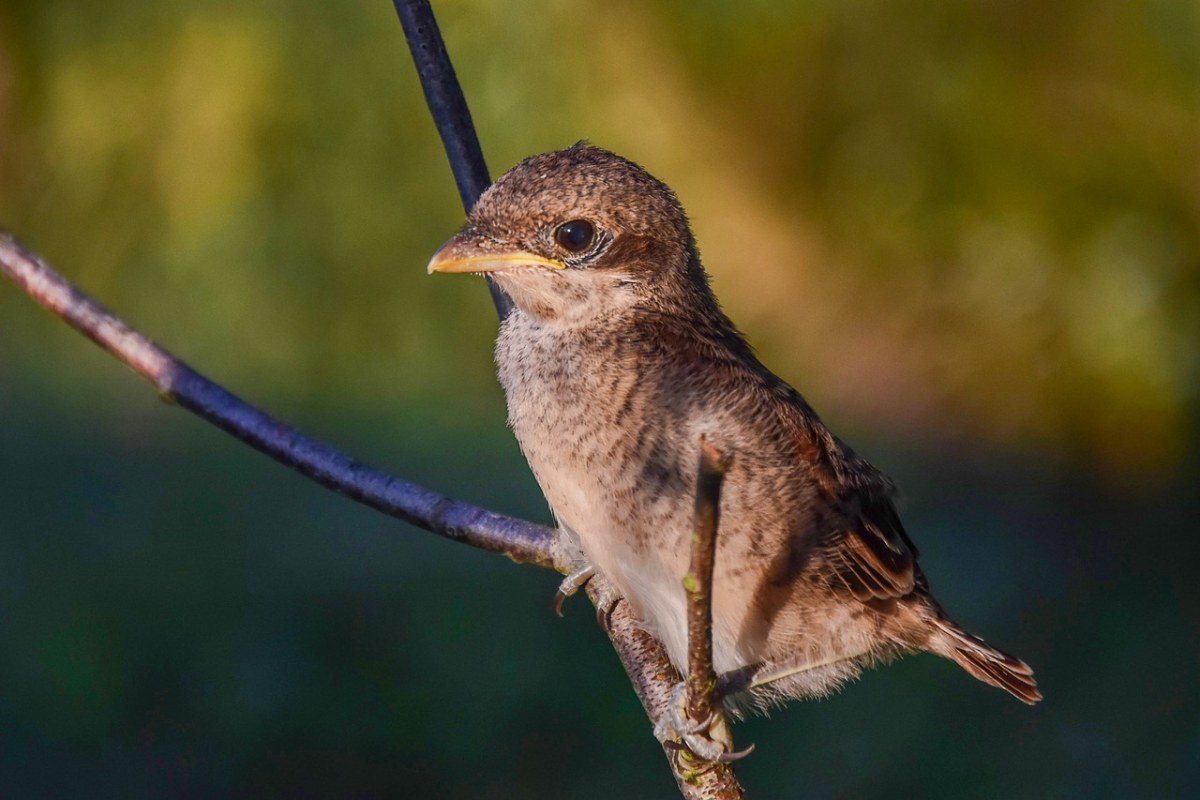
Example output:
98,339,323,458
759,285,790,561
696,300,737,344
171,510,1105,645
427,143,1040,751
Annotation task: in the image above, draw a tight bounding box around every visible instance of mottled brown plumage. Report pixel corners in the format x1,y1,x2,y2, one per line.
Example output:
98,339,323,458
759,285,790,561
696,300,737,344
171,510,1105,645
429,144,1040,711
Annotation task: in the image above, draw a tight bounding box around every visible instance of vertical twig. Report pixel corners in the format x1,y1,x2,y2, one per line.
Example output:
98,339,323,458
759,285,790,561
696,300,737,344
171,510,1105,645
391,0,512,318
670,439,753,770
685,438,732,725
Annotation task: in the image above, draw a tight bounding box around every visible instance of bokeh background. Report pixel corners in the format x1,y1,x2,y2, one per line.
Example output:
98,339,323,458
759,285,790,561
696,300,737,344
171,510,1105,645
1,0,1197,796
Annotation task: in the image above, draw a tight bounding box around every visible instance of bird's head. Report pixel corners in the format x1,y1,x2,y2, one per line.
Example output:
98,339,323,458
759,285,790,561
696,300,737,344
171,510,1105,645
427,144,709,323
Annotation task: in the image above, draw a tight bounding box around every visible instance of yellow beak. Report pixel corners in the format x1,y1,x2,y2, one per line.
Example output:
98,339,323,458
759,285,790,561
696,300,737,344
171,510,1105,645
426,232,566,275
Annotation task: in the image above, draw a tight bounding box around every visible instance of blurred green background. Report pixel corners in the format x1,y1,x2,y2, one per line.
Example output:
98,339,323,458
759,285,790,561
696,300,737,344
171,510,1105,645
1,0,1197,796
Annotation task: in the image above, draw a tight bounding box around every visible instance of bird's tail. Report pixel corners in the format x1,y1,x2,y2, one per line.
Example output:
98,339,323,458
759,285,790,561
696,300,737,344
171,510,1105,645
928,616,1042,705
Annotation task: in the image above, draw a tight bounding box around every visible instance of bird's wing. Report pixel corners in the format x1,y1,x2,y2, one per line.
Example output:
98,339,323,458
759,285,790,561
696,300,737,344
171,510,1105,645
825,497,921,601
773,384,922,601
710,336,925,602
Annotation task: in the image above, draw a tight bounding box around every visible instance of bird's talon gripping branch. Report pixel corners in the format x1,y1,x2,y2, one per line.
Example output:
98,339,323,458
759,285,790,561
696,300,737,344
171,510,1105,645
716,742,756,763
549,532,622,628
592,580,621,631
552,559,620,629
655,682,748,765
554,564,596,617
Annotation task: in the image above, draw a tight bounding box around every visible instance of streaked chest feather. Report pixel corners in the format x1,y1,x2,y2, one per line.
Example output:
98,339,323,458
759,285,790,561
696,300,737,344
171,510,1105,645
495,314,687,545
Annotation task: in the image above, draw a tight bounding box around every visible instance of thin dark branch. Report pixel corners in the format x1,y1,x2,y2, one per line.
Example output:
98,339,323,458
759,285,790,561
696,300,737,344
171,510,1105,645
685,439,732,724
391,0,512,319
0,233,555,569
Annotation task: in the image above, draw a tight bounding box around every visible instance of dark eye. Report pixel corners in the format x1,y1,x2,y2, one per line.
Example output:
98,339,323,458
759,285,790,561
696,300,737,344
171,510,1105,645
554,219,596,253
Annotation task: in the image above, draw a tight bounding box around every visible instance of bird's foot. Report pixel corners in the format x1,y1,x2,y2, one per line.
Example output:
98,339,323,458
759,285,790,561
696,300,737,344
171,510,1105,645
654,682,755,766
553,563,621,630
554,564,596,617
590,578,621,631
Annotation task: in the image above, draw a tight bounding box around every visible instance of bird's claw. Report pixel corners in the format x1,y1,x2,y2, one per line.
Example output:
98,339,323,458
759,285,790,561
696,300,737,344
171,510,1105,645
554,565,596,617
553,564,621,630
654,682,755,765
592,580,621,631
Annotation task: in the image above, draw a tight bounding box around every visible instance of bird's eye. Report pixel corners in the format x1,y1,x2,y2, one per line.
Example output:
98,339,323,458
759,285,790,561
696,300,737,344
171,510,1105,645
554,219,596,253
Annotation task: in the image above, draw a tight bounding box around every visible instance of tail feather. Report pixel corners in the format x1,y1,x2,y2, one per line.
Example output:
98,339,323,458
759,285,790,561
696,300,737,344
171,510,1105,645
932,618,1042,705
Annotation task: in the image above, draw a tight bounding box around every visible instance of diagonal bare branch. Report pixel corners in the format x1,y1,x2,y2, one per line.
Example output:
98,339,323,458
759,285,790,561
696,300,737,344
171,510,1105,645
0,232,555,569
